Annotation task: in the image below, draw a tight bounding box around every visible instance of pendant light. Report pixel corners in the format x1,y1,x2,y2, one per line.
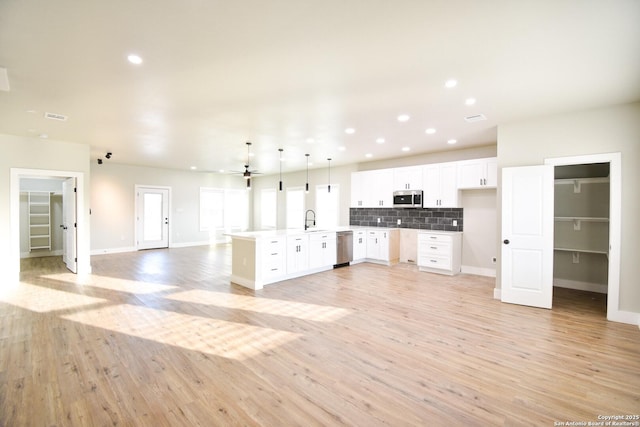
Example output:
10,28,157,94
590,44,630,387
305,154,310,193
278,148,284,191
327,158,332,193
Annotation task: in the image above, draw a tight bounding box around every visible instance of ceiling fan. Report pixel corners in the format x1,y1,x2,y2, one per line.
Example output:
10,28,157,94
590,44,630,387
231,141,261,188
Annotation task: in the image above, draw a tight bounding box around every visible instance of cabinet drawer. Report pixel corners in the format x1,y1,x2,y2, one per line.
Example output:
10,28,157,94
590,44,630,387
418,255,451,270
419,233,452,244
419,241,451,256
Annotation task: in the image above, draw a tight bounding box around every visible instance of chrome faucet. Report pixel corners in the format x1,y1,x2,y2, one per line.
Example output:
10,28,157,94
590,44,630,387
304,209,316,231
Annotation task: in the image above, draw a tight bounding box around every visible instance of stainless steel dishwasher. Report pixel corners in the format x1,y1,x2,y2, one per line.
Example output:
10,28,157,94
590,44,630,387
334,230,353,268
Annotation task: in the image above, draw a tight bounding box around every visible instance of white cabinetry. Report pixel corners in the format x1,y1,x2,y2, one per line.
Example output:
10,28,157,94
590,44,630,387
262,237,286,279
286,235,309,274
366,229,399,265
352,230,367,262
422,162,459,207
418,232,462,275
457,157,497,189
351,169,394,208
309,232,337,269
393,166,423,190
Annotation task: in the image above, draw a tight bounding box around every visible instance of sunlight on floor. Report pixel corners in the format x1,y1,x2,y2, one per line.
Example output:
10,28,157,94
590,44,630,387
0,282,107,313
61,303,301,360
42,273,179,294
166,290,351,322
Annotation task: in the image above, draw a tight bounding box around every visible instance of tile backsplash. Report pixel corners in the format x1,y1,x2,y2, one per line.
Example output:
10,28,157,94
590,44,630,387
349,207,463,231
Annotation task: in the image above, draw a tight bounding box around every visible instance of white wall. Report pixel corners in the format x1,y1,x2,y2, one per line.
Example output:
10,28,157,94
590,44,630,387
459,189,497,275
0,134,91,280
497,102,640,314
90,162,248,252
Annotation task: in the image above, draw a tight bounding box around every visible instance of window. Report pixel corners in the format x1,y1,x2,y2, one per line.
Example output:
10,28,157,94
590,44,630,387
200,188,224,231
261,188,277,229
315,184,339,229
200,188,249,232
286,187,305,229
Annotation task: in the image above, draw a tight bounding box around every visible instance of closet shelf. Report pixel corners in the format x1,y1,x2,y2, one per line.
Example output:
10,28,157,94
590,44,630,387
554,217,609,222
554,247,608,255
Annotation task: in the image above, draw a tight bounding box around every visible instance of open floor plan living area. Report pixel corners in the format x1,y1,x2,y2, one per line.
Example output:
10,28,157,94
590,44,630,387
1,0,639,425
1,246,638,425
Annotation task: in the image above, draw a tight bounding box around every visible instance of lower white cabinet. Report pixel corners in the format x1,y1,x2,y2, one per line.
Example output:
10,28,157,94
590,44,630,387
309,232,337,269
418,232,462,275
365,229,400,265
287,235,309,274
262,237,287,279
353,230,367,262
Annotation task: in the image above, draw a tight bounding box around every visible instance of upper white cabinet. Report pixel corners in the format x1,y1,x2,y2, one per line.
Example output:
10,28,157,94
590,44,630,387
393,166,423,190
351,169,394,208
422,162,459,207
457,157,497,189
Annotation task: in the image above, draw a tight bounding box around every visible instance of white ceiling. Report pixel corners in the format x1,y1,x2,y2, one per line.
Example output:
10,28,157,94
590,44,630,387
1,0,639,176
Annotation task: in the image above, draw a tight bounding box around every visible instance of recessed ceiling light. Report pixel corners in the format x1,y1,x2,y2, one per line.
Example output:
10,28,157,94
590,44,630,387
219,169,225,173
465,98,476,106
425,128,436,134
376,138,385,144
397,114,410,122
127,54,143,65
345,128,355,134
26,109,37,114
190,166,197,170
444,79,457,88
338,146,346,151
365,153,373,158
39,133,48,139
401,146,410,152
447,139,457,145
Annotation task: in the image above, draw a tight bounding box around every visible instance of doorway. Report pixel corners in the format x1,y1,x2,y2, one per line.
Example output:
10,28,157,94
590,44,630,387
501,152,622,321
135,185,170,250
10,168,88,280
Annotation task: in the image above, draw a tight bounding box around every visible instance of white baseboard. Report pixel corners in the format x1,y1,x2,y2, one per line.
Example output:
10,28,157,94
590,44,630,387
553,278,607,294
170,240,229,248
461,265,496,277
607,309,639,326
493,288,501,300
20,249,63,259
90,246,136,255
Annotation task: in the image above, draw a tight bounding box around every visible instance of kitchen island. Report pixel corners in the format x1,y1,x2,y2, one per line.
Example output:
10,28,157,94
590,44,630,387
228,229,339,290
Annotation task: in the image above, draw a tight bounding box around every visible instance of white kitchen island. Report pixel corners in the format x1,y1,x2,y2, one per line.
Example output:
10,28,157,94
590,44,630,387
228,229,338,290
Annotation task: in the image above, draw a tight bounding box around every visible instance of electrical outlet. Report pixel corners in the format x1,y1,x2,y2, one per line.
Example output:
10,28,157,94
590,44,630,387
377,217,381,223
397,219,401,225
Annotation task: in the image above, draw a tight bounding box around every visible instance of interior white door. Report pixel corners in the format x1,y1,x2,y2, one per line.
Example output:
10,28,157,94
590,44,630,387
137,187,170,250
501,165,554,309
62,177,77,273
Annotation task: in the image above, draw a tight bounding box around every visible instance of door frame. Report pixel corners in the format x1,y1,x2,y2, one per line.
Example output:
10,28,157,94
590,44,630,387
134,185,171,250
544,152,622,323
10,168,89,280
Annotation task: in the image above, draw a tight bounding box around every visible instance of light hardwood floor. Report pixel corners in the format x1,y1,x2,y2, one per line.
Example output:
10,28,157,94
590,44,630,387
2,246,639,426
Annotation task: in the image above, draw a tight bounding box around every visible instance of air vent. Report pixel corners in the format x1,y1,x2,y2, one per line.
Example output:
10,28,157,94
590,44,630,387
44,112,68,121
464,114,486,123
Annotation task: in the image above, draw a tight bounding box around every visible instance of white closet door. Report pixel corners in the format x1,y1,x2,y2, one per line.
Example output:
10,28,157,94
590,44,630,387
501,165,554,309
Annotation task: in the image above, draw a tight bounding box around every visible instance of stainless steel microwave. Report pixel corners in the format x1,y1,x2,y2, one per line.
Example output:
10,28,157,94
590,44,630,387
393,190,423,208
